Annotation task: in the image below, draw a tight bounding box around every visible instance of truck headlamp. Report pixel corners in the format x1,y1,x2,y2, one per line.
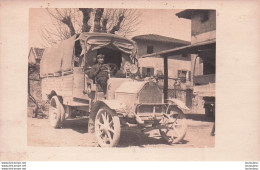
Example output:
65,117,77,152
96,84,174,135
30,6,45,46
129,64,138,74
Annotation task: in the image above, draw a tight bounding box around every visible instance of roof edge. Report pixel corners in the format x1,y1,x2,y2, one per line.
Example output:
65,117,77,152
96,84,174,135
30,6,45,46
176,9,216,19
132,34,190,45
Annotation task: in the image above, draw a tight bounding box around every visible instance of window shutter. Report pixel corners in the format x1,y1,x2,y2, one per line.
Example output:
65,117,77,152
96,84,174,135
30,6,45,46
142,67,147,77
150,67,154,76
188,71,191,81
178,70,181,77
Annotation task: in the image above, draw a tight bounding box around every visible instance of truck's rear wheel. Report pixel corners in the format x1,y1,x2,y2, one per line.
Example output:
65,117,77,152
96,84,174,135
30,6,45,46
49,96,64,128
95,106,120,147
159,106,187,144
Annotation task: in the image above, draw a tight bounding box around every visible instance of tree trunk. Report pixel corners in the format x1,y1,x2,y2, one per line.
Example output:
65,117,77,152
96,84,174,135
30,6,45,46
101,18,108,33
61,16,76,36
79,8,92,32
94,8,104,32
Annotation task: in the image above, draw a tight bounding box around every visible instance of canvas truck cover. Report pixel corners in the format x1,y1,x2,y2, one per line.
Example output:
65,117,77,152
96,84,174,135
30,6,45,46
40,33,137,77
79,33,137,63
40,35,77,77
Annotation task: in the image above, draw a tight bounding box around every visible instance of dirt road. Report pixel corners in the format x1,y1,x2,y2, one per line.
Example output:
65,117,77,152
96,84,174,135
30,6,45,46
27,113,214,148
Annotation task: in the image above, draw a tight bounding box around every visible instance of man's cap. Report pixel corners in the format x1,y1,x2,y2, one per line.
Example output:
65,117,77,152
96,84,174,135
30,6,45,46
97,54,105,58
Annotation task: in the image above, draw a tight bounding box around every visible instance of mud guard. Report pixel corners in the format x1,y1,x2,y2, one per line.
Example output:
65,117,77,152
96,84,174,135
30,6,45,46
166,98,190,111
101,100,127,112
88,100,126,133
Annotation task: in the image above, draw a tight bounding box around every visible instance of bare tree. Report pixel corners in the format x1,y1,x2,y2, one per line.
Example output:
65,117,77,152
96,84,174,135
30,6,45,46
39,8,82,47
40,8,141,46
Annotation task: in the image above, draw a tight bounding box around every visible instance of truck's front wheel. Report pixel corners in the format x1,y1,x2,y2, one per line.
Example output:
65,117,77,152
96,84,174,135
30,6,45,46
95,106,121,147
159,106,187,144
49,96,64,128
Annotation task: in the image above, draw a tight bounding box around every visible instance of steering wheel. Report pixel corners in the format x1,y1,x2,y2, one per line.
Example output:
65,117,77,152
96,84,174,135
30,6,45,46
106,63,118,74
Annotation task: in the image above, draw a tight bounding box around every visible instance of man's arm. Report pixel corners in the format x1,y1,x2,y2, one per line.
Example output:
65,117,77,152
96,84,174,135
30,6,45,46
87,64,100,78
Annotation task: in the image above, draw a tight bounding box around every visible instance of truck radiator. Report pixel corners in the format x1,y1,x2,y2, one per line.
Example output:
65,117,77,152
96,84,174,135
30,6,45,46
138,82,162,103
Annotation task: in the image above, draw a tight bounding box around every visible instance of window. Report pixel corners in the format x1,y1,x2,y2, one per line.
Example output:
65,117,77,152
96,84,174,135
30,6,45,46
147,46,154,54
142,67,154,77
178,70,191,83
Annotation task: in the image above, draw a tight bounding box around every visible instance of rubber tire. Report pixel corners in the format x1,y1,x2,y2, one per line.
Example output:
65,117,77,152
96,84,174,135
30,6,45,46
94,106,121,147
49,96,64,128
159,106,187,144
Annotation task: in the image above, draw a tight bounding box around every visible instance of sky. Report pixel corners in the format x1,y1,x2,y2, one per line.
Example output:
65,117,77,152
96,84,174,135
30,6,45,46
29,8,191,48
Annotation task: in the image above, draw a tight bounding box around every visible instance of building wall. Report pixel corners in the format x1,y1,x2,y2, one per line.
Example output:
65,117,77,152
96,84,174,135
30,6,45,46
190,54,204,84
138,57,191,79
190,10,216,78
135,38,192,89
191,10,216,37
134,38,193,108
135,40,180,57
190,10,216,113
135,39,191,80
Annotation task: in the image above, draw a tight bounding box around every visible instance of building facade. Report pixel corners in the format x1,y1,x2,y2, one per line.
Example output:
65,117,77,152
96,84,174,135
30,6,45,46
132,34,191,86
28,47,45,64
132,34,193,108
176,9,216,115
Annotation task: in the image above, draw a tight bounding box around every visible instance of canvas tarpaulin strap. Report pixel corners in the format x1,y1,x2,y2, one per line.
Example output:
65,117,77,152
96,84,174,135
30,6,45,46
86,37,136,55
40,35,77,77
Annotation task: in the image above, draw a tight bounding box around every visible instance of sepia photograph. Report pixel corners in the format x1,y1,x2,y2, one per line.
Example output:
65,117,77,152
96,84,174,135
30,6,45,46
0,0,259,162
28,8,216,148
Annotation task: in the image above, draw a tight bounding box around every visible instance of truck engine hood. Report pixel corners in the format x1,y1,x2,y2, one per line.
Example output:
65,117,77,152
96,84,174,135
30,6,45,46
115,81,148,94
108,79,163,107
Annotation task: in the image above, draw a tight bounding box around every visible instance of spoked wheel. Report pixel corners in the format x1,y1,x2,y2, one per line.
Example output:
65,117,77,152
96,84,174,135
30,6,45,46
49,96,64,128
95,106,120,147
159,106,187,144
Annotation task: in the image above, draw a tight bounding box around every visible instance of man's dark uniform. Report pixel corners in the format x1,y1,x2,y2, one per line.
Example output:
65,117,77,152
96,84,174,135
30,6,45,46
87,63,109,94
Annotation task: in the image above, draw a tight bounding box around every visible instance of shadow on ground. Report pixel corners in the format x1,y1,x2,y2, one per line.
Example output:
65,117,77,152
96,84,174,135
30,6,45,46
58,115,205,147
61,118,185,147
118,129,188,147
62,118,89,134
118,129,164,147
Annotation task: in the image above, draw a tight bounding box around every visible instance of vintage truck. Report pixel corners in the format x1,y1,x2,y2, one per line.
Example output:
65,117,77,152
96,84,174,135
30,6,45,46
40,32,189,147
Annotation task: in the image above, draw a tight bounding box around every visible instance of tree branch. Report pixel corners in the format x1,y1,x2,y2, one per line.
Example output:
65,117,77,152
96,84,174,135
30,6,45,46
39,8,140,46
109,14,124,34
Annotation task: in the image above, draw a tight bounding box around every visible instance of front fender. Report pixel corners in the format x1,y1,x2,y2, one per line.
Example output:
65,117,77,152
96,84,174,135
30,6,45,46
166,98,190,111
88,100,126,133
101,99,127,114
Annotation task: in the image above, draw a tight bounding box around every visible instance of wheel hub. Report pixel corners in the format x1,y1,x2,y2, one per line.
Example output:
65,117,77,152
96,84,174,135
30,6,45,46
100,121,110,133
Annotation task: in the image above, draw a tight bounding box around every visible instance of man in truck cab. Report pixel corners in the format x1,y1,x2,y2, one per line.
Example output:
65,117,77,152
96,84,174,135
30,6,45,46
86,54,110,95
